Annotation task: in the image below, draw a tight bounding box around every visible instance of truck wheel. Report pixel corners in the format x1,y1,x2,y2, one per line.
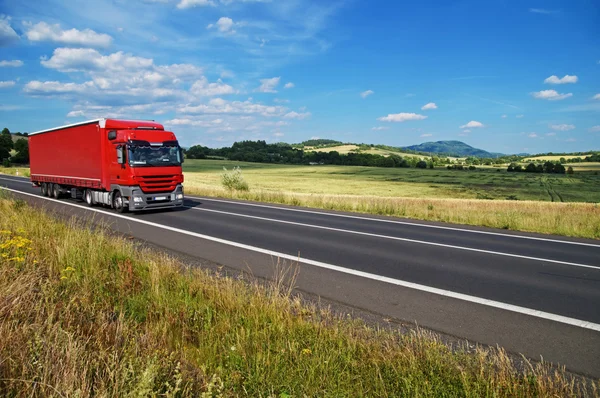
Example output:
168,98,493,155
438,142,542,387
40,183,48,196
52,184,61,199
46,183,54,197
84,189,94,206
113,191,128,213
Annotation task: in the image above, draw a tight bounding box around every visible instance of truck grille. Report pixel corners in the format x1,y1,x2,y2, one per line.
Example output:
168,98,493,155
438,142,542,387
137,175,178,193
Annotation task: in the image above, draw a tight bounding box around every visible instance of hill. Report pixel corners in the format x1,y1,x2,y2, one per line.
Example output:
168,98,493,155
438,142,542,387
404,141,503,158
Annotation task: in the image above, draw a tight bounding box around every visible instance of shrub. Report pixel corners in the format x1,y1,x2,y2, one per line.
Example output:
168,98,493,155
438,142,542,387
221,166,249,191
416,160,427,169
468,165,476,170
566,166,574,175
2,158,10,167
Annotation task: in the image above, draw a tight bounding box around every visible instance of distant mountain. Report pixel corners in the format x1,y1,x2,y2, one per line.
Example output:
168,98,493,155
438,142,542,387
404,140,504,158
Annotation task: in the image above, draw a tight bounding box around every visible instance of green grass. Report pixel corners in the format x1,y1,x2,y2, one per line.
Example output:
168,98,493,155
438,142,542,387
0,196,597,397
183,159,600,203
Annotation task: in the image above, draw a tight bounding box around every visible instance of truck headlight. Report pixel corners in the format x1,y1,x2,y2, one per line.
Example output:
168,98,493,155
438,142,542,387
133,196,143,203
176,193,184,200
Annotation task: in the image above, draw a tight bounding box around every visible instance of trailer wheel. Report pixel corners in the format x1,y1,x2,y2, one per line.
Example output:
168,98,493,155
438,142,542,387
46,183,54,197
84,189,94,206
52,184,61,199
40,183,48,196
113,191,128,213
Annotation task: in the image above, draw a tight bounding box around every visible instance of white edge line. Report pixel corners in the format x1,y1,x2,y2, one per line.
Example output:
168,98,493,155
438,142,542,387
1,185,600,332
189,207,600,270
188,195,600,248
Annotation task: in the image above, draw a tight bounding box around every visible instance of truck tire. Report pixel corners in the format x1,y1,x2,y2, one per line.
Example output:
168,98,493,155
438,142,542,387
52,184,61,199
84,189,94,207
46,183,54,197
113,191,128,213
40,183,48,196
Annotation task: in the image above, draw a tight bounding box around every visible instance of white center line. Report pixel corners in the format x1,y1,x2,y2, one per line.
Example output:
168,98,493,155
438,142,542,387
188,206,600,271
1,185,599,332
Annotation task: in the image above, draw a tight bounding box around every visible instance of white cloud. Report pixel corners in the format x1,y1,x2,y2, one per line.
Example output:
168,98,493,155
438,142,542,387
284,82,294,89
544,75,578,84
371,126,389,131
0,16,19,46
67,110,85,117
593,94,600,100
531,90,572,101
459,120,484,128
207,17,237,34
0,60,23,67
178,97,287,117
256,77,280,93
516,114,524,118
420,133,432,137
589,126,600,132
501,114,507,118
24,80,94,94
550,124,575,131
177,0,215,9
0,80,16,88
274,98,290,104
421,102,437,110
546,132,556,136
462,129,471,133
190,77,236,96
528,133,538,138
25,22,112,48
283,111,311,120
378,112,427,122
566,138,576,142
273,132,284,137
530,8,552,14
360,90,374,99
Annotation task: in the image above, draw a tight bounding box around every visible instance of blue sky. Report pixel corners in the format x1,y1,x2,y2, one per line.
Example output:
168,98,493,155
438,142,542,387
0,0,598,154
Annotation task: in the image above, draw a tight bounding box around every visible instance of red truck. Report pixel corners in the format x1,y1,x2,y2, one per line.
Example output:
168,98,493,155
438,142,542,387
29,118,184,212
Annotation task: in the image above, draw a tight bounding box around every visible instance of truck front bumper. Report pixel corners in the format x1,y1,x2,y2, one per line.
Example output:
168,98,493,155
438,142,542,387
127,184,184,211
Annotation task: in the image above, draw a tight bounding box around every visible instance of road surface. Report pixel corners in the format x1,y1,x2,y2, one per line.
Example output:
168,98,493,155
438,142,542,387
1,174,599,377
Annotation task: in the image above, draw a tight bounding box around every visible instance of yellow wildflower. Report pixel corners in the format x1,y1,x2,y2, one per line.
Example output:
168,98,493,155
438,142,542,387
301,348,312,356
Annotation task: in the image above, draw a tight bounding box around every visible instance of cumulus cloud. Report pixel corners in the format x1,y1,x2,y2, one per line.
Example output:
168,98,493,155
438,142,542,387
0,16,19,46
190,77,236,96
544,75,578,84
360,90,374,99
284,82,294,89
378,113,427,122
0,80,16,88
459,121,484,128
273,132,284,137
462,129,471,133
528,133,538,138
530,8,552,14
421,102,437,110
516,114,524,118
589,126,600,132
371,126,389,131
0,59,23,67
501,114,507,118
420,133,432,137
256,77,280,93
593,94,600,100
531,90,572,101
24,80,94,94
207,17,237,34
25,22,112,48
546,132,556,136
550,124,575,131
283,111,311,120
177,0,215,9
177,97,287,117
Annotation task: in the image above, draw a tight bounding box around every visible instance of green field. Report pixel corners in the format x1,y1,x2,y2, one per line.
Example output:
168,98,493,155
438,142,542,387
183,159,600,203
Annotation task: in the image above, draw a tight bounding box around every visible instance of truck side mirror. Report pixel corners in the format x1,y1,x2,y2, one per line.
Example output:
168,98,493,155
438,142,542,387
179,148,185,163
116,146,124,164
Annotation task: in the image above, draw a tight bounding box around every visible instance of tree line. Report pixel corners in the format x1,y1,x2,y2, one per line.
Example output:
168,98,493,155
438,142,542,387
0,128,29,166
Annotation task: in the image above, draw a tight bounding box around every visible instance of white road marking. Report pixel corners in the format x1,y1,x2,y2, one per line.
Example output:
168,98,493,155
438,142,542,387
1,185,600,332
189,206,600,270
4,174,599,248
188,195,600,248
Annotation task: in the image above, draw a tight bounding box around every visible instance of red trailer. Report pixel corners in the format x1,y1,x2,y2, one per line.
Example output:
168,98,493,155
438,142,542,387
29,118,184,212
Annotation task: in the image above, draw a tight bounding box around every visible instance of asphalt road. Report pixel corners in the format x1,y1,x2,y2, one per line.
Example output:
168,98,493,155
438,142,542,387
1,174,599,377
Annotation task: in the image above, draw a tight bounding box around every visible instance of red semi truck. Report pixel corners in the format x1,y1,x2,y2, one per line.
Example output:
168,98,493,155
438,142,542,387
29,118,184,212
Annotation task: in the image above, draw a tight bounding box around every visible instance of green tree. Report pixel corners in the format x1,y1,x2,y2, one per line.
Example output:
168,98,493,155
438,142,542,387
0,127,13,161
566,166,574,175
12,138,29,164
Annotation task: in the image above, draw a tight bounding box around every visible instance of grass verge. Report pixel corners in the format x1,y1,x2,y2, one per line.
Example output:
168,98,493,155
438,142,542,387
0,195,598,396
185,185,600,240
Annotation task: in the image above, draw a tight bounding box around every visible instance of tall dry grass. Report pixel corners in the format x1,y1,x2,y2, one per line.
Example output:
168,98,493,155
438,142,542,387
185,186,600,240
0,196,597,396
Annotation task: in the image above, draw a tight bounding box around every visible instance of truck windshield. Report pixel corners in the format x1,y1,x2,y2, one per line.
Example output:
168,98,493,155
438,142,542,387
128,145,182,167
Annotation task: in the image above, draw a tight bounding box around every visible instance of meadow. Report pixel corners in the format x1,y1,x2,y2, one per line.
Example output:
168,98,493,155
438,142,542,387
0,195,596,397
